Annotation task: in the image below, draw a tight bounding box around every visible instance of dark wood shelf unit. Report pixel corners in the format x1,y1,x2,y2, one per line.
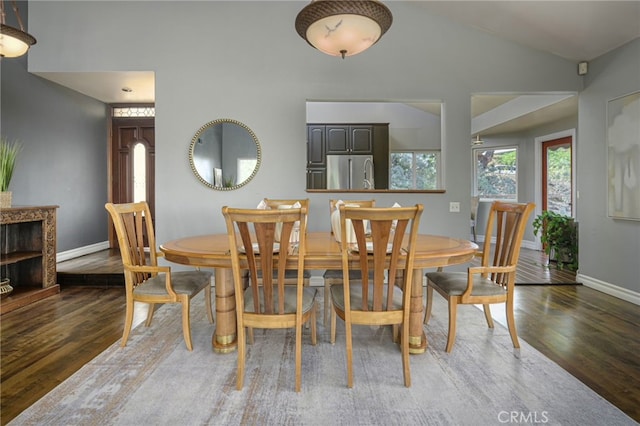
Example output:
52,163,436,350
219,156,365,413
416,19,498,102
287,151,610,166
1,251,43,265
1,205,60,315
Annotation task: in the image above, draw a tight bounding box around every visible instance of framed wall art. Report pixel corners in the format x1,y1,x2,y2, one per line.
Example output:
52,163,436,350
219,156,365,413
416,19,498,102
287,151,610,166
607,90,640,221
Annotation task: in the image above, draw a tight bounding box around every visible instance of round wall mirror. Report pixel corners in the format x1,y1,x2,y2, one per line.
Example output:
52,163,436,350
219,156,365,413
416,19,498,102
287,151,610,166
189,119,261,190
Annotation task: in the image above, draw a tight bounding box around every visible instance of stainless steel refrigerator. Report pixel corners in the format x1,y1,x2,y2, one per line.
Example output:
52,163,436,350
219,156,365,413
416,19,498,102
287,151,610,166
326,155,375,190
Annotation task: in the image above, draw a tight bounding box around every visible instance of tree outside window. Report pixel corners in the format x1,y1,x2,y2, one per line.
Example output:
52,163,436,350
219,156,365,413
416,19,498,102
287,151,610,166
474,147,518,200
390,151,440,190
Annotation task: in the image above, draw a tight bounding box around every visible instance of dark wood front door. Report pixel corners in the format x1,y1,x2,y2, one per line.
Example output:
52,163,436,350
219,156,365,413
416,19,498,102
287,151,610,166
109,117,155,246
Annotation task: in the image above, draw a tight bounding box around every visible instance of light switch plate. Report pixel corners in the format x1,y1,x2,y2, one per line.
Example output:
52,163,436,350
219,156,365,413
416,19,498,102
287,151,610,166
449,202,460,213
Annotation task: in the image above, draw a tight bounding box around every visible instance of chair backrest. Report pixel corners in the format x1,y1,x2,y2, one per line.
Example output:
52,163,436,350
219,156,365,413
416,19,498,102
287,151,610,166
105,202,157,286
263,198,309,243
480,201,535,284
329,199,375,234
329,199,376,215
223,206,308,315
339,204,423,312
263,198,310,210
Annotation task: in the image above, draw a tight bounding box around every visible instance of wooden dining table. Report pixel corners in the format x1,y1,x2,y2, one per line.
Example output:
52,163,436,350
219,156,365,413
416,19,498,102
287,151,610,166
160,232,478,354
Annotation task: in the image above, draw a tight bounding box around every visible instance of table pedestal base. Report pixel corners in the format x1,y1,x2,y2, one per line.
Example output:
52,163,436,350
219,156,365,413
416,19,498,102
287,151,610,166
212,268,238,353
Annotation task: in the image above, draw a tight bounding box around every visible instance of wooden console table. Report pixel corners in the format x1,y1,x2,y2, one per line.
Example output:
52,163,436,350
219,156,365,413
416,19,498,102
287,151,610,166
1,205,60,315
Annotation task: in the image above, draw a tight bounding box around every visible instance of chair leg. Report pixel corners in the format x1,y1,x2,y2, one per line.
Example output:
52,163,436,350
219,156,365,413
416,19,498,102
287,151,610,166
424,284,434,324
324,279,331,327
248,327,255,345
204,285,214,324
345,316,354,388
401,321,411,387
121,298,135,347
506,299,520,349
236,320,246,390
295,321,303,393
330,306,337,344
310,303,317,346
445,298,458,353
145,303,156,327
181,297,193,351
483,304,494,328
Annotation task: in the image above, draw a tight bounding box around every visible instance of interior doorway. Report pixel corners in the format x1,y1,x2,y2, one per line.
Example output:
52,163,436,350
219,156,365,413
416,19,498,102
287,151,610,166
534,129,576,250
108,106,155,247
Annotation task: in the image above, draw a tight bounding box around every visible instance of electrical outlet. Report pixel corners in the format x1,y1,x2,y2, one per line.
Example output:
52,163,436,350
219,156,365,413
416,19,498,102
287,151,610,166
449,202,460,213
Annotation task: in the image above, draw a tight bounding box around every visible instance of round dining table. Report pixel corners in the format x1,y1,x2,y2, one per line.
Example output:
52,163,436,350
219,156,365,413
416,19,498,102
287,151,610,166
160,232,478,354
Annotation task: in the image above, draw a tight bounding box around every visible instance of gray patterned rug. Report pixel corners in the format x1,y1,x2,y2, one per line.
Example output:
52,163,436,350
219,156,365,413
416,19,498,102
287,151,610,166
10,292,636,426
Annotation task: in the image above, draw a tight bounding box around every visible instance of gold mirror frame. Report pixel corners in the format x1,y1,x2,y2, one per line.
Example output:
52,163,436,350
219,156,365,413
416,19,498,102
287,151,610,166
189,118,262,191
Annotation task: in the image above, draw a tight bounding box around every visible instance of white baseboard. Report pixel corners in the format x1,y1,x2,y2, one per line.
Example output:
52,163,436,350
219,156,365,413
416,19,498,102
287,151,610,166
57,241,110,263
577,273,640,306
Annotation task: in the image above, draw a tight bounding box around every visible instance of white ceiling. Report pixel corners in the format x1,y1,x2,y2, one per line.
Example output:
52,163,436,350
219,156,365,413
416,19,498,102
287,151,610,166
33,1,639,134
418,1,640,63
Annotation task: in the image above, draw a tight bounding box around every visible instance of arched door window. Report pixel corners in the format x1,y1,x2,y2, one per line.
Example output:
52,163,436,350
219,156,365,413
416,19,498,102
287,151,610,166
133,142,147,203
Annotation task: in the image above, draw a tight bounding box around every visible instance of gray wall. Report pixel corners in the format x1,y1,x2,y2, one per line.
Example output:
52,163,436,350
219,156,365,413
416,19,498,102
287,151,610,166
1,1,109,252
578,39,640,296
8,1,637,297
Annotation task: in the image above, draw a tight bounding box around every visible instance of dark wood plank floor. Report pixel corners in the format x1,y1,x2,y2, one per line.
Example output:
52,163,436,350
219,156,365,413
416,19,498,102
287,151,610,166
2,249,638,424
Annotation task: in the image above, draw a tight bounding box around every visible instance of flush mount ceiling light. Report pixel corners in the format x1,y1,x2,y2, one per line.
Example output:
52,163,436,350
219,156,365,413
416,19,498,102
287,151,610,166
295,0,392,59
0,0,36,58
472,134,484,146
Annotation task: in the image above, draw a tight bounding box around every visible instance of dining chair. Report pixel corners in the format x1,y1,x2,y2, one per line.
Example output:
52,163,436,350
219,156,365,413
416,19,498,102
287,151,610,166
258,198,311,286
323,199,376,326
424,201,535,353
222,206,318,392
105,202,213,351
330,204,423,388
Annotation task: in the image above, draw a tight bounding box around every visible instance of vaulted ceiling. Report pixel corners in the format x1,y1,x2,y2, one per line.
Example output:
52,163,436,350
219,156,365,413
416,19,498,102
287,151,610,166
33,1,639,135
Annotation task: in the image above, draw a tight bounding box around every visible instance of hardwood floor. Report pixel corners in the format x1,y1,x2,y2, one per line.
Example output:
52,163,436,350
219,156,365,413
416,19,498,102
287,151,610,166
1,249,639,424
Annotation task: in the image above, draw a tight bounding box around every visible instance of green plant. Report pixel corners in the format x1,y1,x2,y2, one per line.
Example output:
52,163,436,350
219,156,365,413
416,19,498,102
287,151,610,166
532,210,578,271
0,138,22,192
222,175,235,188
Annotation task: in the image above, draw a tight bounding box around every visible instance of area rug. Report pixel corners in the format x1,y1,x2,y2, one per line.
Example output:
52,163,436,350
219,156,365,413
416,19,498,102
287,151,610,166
10,293,635,426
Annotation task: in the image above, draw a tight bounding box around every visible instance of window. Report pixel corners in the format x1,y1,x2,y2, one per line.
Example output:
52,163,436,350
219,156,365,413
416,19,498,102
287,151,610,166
474,147,518,200
112,106,155,117
133,143,146,202
390,151,441,190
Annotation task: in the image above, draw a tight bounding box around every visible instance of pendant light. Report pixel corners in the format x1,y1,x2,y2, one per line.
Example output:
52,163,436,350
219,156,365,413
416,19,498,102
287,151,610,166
295,0,392,59
472,134,484,146
0,0,36,58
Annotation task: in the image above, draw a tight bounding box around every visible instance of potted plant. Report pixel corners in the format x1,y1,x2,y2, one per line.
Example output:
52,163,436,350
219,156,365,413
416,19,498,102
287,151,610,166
0,137,22,208
532,210,578,271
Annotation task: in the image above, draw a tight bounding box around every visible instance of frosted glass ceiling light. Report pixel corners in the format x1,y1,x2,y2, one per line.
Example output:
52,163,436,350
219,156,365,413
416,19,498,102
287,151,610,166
0,0,36,58
295,0,392,59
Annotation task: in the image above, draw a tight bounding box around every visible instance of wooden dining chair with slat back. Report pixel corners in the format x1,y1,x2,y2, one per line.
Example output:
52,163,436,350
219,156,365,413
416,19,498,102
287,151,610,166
258,198,311,286
425,201,535,353
330,204,423,388
323,199,376,326
222,206,318,392
105,202,213,351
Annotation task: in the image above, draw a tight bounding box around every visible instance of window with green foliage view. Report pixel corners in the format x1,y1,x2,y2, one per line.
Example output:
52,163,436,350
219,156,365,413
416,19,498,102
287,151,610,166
474,147,518,200
390,151,440,190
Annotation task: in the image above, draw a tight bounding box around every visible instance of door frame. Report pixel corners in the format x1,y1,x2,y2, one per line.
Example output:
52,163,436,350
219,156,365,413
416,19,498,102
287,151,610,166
534,128,576,250
107,105,155,248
